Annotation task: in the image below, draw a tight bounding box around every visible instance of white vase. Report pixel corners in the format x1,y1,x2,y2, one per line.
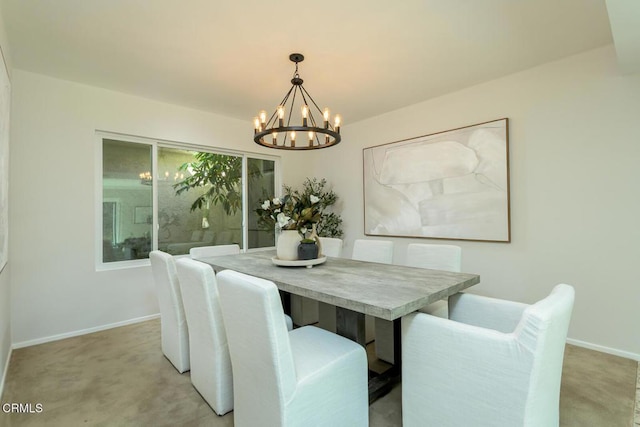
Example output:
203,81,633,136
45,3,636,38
276,230,301,260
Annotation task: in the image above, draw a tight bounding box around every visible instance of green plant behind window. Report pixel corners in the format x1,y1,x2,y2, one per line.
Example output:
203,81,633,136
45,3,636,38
173,152,261,215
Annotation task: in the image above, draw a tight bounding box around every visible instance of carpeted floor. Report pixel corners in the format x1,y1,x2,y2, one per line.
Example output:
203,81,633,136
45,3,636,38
636,365,640,426
1,318,638,426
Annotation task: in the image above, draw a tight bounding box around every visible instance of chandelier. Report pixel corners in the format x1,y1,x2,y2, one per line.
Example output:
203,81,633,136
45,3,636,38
253,53,342,150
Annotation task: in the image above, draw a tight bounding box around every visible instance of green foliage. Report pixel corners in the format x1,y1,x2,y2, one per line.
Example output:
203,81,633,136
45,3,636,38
173,152,261,215
255,178,343,238
316,211,343,239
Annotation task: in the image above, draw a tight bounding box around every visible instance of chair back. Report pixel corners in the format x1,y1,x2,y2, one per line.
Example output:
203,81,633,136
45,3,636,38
217,270,296,425
402,284,575,427
405,243,461,272
318,237,343,257
190,244,241,259
352,239,393,264
149,250,190,373
517,284,575,425
175,258,233,415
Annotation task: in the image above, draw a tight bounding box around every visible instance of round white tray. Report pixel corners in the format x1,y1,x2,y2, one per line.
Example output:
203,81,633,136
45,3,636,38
271,256,327,268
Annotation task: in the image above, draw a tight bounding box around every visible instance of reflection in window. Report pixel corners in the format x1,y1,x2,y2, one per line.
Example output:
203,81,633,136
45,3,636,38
248,158,276,249
102,139,152,262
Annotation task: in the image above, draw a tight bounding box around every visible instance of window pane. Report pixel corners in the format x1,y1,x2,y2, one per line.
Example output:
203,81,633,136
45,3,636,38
159,148,243,255
247,158,276,249
102,139,153,262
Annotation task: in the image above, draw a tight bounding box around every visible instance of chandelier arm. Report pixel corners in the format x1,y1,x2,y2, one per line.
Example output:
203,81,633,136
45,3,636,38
286,86,300,128
297,86,318,128
268,85,296,128
300,85,331,130
309,112,319,128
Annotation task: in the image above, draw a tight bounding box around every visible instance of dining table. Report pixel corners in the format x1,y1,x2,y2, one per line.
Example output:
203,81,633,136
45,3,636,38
197,249,480,402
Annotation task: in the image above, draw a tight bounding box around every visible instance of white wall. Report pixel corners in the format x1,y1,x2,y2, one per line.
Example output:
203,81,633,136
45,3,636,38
9,70,306,345
308,45,640,359
0,4,12,396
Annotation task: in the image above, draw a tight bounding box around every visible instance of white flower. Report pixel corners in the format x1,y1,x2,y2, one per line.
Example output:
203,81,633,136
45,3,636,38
310,195,320,204
272,197,281,205
261,200,270,210
276,212,291,228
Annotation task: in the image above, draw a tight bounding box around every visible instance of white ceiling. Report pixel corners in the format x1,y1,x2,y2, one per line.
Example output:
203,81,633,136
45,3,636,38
0,0,629,125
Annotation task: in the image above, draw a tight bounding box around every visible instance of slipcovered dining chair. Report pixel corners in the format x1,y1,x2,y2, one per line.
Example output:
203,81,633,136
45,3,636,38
176,258,293,415
351,239,394,342
297,237,344,329
217,269,369,427
149,250,190,373
402,284,575,427
351,239,394,264
316,237,344,331
318,237,343,257
408,243,462,317
175,258,233,415
376,243,463,363
189,244,240,259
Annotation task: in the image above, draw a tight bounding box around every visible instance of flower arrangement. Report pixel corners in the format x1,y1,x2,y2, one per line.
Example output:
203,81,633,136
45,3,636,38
255,178,343,238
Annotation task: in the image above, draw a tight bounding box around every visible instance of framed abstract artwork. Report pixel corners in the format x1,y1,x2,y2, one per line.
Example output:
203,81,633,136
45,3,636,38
363,118,510,242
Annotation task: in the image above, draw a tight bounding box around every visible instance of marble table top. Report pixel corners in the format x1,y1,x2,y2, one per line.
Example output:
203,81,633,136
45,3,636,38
198,249,480,321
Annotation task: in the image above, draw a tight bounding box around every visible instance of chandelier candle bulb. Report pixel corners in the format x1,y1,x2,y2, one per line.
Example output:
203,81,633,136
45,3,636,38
308,131,315,146
259,110,267,126
302,105,309,127
323,108,330,128
277,105,285,127
290,131,296,147
334,115,341,133
272,132,278,145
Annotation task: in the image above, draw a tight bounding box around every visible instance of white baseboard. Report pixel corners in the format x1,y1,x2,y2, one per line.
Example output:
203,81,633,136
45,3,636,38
12,314,160,350
567,338,640,362
0,345,11,400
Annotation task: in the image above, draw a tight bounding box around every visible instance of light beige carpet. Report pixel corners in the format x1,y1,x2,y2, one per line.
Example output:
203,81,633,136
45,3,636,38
1,319,637,426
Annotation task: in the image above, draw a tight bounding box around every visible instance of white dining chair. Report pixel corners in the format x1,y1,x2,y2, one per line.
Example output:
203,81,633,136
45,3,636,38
351,239,394,343
351,239,394,264
402,284,575,427
409,243,462,317
217,269,369,427
316,237,345,331
149,250,190,373
176,258,293,415
318,237,343,257
376,243,462,362
189,244,240,259
293,236,343,327
175,258,234,415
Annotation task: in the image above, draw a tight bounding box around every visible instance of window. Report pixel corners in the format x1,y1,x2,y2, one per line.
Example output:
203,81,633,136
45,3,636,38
98,134,279,266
